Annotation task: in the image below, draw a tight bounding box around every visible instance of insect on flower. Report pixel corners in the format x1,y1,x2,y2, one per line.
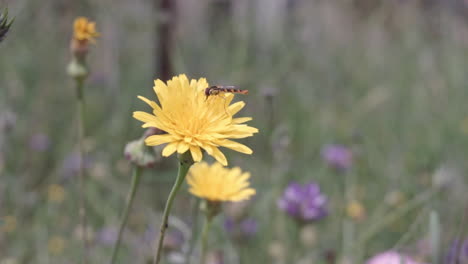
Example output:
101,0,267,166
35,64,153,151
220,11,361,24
204,86,249,100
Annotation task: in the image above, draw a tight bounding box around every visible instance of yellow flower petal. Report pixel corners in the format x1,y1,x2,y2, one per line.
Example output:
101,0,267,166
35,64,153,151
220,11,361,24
162,142,178,157
177,142,190,154
217,139,253,154
232,117,252,124
133,111,157,123
189,146,203,162
145,134,174,146
228,101,245,116
137,96,159,110
211,147,228,166
73,17,99,43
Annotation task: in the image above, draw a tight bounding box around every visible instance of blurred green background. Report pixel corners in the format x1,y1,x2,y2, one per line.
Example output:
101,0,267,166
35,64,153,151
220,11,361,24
1,0,468,263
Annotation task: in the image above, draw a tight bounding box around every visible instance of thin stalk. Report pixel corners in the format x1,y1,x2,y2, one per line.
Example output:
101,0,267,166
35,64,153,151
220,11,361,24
200,216,213,264
110,166,143,264
153,152,194,264
75,78,89,264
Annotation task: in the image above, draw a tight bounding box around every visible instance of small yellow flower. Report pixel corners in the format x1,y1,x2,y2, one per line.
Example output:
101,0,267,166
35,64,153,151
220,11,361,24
73,17,99,43
48,236,66,255
133,74,258,166
48,184,66,203
187,162,255,202
346,200,366,221
1,215,16,233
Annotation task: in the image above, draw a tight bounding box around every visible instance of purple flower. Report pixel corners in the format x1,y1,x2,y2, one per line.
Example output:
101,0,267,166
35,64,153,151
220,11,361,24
29,133,50,152
277,182,327,223
224,217,258,241
445,237,468,264
61,152,92,179
96,226,118,246
366,251,427,264
321,144,353,171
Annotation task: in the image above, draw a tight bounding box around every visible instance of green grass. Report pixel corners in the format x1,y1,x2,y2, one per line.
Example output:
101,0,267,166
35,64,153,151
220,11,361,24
0,1,467,263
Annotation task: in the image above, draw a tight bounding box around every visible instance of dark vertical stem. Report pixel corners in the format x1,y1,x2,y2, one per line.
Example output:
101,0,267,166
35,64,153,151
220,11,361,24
155,0,174,80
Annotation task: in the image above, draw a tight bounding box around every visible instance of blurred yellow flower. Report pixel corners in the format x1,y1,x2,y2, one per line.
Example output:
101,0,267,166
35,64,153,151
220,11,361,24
346,200,366,221
48,236,66,255
1,215,16,233
73,17,99,43
133,74,258,166
187,162,255,202
384,190,406,207
48,184,66,203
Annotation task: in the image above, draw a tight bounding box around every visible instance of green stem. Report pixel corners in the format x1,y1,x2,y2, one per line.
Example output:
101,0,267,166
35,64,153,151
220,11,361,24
200,216,213,264
110,166,143,264
76,78,89,264
153,152,194,264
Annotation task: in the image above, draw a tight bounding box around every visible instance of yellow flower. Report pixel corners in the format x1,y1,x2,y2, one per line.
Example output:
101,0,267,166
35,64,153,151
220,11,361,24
346,200,366,222
73,17,99,43
48,184,66,203
187,162,255,202
133,74,258,166
48,236,66,255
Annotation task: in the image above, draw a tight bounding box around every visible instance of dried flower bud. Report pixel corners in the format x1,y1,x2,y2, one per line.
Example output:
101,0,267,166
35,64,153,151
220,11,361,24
124,139,159,168
67,58,88,81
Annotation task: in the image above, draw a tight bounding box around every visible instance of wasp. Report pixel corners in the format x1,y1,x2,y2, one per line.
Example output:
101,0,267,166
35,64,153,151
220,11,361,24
204,86,249,100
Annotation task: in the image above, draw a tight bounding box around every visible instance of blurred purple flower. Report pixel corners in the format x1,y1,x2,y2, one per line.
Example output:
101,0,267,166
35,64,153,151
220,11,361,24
366,251,427,264
445,238,468,264
29,133,50,152
96,226,118,246
138,226,184,252
142,226,157,245
321,144,353,171
277,182,327,223
224,217,258,241
61,152,92,179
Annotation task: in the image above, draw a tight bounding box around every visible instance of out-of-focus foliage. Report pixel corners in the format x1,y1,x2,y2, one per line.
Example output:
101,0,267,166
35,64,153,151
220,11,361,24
1,0,468,263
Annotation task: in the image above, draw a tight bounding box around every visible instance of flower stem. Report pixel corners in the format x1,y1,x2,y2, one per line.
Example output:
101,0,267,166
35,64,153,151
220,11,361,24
75,78,89,264
110,166,143,264
200,216,213,264
153,151,194,264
